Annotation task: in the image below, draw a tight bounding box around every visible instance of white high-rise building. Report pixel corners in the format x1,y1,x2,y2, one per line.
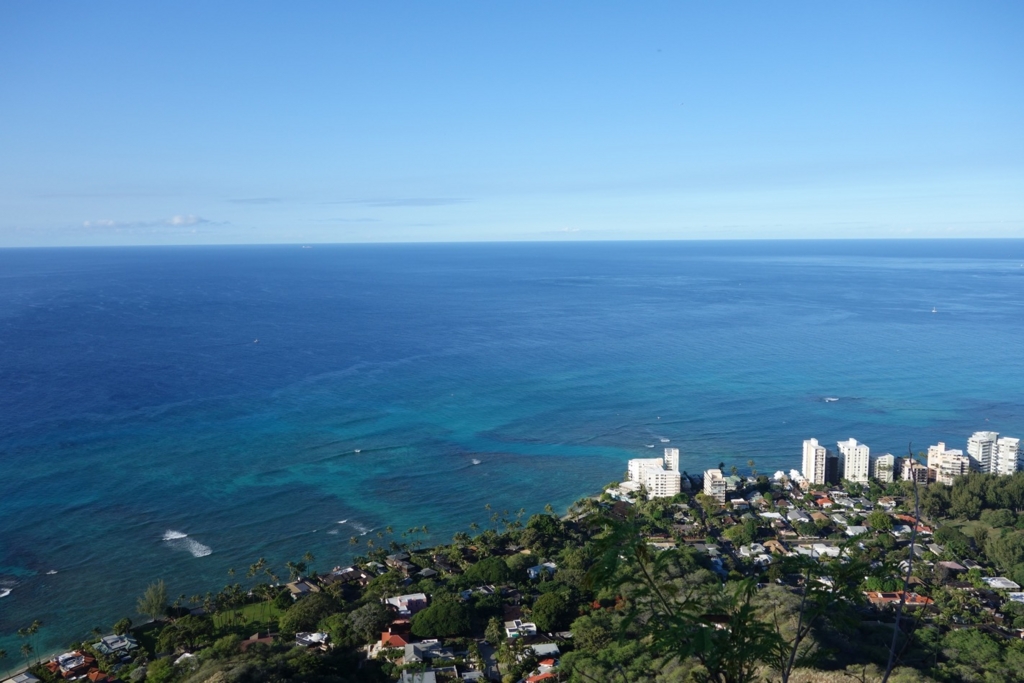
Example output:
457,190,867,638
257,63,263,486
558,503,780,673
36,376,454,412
837,438,870,484
873,453,896,483
928,442,954,471
802,438,829,485
967,431,999,473
664,448,680,473
937,453,971,485
901,459,929,484
927,442,970,485
627,448,681,498
703,469,727,503
995,437,1021,476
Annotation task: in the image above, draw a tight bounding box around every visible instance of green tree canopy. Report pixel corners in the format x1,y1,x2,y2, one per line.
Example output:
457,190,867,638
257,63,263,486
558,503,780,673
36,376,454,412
866,510,893,531
155,615,213,653
137,580,168,622
410,598,471,638
112,617,132,636
347,602,391,644
505,553,533,582
465,556,511,584
531,592,573,633
980,508,1016,528
278,592,340,634
985,529,1024,573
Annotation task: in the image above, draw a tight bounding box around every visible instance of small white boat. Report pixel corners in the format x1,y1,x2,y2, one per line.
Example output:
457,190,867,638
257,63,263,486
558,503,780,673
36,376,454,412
0,588,11,598
660,438,670,443
931,307,937,313
824,397,839,403
471,459,482,465
46,570,58,575
253,338,259,344
646,444,655,448
354,449,361,453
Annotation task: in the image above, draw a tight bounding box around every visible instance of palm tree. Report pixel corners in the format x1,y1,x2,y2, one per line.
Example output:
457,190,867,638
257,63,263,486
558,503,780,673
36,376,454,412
20,644,32,668
748,459,757,477
26,620,42,662
248,557,267,582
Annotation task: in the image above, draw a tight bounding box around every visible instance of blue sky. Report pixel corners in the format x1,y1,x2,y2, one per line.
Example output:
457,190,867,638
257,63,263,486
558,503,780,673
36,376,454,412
1,2,1022,246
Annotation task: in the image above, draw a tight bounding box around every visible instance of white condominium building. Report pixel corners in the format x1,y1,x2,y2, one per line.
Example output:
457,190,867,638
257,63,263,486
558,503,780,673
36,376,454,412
802,438,829,485
664,448,680,473
937,452,971,486
995,437,1021,476
627,448,681,499
967,431,999,473
966,431,1020,475
838,438,870,484
703,468,727,503
901,459,929,484
873,453,896,483
927,442,970,485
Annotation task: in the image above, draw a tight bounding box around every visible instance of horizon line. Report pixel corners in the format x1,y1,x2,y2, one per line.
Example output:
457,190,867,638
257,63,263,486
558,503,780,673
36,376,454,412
4,236,1024,250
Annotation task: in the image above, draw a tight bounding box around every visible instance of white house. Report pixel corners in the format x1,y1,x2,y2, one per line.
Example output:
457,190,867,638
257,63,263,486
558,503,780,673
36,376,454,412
385,593,428,617
527,562,557,580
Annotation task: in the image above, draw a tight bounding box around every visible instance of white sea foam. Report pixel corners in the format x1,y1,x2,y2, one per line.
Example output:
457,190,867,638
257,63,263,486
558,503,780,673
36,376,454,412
46,570,58,575
162,530,212,557
0,588,12,598
337,519,349,524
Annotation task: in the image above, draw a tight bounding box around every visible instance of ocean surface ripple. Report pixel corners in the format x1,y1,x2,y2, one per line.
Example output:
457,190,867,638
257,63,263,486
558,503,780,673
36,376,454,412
1,240,1023,655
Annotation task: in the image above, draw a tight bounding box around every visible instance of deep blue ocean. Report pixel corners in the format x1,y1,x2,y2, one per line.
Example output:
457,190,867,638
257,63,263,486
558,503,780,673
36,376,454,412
2,240,1023,660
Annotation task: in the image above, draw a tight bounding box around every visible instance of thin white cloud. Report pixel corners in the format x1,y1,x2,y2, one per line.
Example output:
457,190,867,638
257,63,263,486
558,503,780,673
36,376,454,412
328,197,470,208
82,215,213,231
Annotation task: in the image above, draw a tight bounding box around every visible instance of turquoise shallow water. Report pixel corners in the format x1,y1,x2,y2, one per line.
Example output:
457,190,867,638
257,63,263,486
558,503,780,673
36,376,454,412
1,240,1023,660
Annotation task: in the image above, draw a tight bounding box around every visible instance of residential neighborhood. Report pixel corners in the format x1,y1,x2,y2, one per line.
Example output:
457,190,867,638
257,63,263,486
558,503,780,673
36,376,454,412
6,434,1024,683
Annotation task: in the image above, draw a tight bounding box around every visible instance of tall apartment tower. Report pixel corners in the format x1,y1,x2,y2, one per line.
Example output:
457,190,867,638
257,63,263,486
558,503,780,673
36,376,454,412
901,459,929,484
927,442,970,485
627,448,681,499
703,468,728,503
967,431,999,473
837,438,870,484
663,448,680,473
873,453,896,483
995,437,1021,476
802,438,829,485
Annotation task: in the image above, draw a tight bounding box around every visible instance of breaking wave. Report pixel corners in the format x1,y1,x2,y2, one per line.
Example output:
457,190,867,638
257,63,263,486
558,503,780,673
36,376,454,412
162,530,212,557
